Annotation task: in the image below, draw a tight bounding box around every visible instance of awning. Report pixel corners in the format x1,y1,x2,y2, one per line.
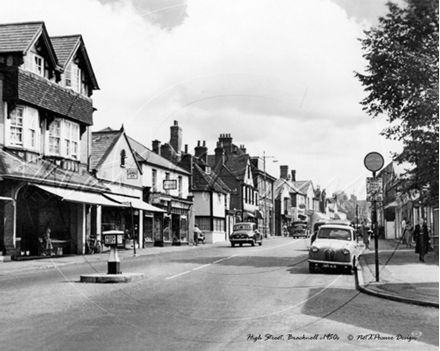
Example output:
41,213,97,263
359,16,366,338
255,210,263,219
103,194,165,213
384,201,398,209
244,211,255,218
35,185,120,207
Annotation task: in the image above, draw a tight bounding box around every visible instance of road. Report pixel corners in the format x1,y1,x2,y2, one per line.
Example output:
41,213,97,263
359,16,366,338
0,237,438,351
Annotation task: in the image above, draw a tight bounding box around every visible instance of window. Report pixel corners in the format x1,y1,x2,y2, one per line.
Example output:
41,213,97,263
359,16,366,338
9,107,24,146
178,176,182,196
47,119,80,158
33,54,44,76
7,106,40,151
64,121,79,159
120,150,126,167
165,172,170,194
48,120,61,155
65,61,82,93
152,169,157,191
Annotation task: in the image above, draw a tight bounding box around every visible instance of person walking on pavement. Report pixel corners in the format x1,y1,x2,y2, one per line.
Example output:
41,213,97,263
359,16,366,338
405,222,413,248
362,220,370,249
415,219,430,262
193,224,202,246
401,217,407,243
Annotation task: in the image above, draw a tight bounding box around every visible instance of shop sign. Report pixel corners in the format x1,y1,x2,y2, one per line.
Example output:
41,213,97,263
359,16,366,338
163,179,177,190
127,169,138,179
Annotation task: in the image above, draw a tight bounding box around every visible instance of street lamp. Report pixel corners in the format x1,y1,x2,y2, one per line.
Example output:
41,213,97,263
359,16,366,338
263,151,277,237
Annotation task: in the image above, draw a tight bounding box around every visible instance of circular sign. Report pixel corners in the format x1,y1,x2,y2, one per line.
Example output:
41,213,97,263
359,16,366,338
364,152,384,172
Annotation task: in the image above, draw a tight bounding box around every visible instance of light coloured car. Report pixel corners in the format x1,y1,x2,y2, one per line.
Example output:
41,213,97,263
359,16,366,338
308,224,363,274
230,222,263,247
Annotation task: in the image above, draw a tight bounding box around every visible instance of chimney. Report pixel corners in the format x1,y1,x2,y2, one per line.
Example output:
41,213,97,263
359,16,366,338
280,165,289,180
239,144,246,154
195,140,208,163
218,133,233,154
215,141,226,166
291,170,296,182
170,120,182,154
152,140,161,155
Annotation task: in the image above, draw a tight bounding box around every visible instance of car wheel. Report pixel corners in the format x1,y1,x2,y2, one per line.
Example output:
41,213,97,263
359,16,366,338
309,262,316,273
231,243,235,247
258,240,262,246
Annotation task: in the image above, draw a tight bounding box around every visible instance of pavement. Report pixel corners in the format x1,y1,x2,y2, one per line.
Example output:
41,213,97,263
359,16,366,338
0,237,438,308
355,238,439,308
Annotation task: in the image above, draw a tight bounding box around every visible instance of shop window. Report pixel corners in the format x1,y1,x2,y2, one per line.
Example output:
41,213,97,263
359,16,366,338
180,216,188,242
163,215,172,241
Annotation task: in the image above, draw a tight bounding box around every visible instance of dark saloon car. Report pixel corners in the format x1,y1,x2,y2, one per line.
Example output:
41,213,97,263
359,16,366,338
230,222,263,247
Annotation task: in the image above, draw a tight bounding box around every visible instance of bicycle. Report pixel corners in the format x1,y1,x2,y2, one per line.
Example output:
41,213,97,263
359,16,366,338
86,234,103,254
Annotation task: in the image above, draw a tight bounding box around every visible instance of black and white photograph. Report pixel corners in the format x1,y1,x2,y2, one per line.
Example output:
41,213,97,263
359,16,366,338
0,0,438,350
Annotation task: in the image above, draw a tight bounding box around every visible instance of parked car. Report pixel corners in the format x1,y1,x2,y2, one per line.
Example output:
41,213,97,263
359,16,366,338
230,222,263,247
308,224,363,274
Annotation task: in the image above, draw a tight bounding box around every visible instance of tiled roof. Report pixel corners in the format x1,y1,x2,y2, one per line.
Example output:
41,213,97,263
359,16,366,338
14,69,94,125
0,149,107,191
127,136,190,175
51,35,99,90
192,162,230,193
51,35,80,67
0,22,44,53
91,129,122,170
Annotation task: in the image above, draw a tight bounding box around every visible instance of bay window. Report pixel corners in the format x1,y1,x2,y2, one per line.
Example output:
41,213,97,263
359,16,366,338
47,119,80,159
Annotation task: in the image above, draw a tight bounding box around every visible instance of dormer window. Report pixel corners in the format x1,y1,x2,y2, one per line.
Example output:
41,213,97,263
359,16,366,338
33,54,44,76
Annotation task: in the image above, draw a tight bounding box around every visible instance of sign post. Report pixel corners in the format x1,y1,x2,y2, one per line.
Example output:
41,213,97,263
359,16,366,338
364,152,384,282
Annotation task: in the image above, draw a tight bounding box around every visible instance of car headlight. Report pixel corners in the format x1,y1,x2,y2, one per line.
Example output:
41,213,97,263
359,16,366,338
311,246,319,253
341,248,350,255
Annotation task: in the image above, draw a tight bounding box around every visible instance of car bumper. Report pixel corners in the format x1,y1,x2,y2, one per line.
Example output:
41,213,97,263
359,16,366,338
308,259,353,268
230,238,253,244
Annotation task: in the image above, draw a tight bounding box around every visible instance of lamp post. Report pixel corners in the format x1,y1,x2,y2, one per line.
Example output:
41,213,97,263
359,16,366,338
262,151,277,238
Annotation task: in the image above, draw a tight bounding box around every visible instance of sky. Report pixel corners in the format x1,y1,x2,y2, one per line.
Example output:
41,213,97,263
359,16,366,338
1,0,406,200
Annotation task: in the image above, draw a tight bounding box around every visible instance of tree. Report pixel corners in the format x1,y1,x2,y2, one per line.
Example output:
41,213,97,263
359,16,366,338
355,0,439,206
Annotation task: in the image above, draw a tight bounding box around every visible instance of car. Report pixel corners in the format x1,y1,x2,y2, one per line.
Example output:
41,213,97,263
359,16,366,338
308,224,363,274
290,221,309,238
230,222,263,247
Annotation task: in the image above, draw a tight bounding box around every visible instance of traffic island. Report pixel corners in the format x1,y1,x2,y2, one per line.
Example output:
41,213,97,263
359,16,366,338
80,231,144,283
80,272,144,283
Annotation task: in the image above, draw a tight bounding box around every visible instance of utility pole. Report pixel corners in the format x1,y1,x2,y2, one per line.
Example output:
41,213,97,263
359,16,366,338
364,152,384,282
262,151,277,238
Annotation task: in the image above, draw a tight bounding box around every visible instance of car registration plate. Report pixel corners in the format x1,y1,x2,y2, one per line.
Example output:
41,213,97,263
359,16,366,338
322,264,338,269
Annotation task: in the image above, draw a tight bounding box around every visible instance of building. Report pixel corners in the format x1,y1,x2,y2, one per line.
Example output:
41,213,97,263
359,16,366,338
274,168,305,236
250,155,276,237
180,140,231,243
129,121,193,246
91,127,166,249
207,134,260,229
0,22,112,259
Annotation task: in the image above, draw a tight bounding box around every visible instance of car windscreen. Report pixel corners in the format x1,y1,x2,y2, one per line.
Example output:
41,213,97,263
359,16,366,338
233,224,253,231
317,228,352,241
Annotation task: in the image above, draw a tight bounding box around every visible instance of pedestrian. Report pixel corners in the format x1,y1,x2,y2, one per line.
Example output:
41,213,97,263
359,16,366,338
415,219,430,262
405,222,413,248
193,224,202,246
362,221,370,249
401,217,407,243
44,225,53,256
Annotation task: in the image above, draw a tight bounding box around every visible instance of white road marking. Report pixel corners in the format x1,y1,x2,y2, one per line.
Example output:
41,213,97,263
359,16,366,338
166,255,239,279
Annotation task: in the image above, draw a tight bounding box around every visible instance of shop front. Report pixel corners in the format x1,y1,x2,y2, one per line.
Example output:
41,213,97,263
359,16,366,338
151,196,191,247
